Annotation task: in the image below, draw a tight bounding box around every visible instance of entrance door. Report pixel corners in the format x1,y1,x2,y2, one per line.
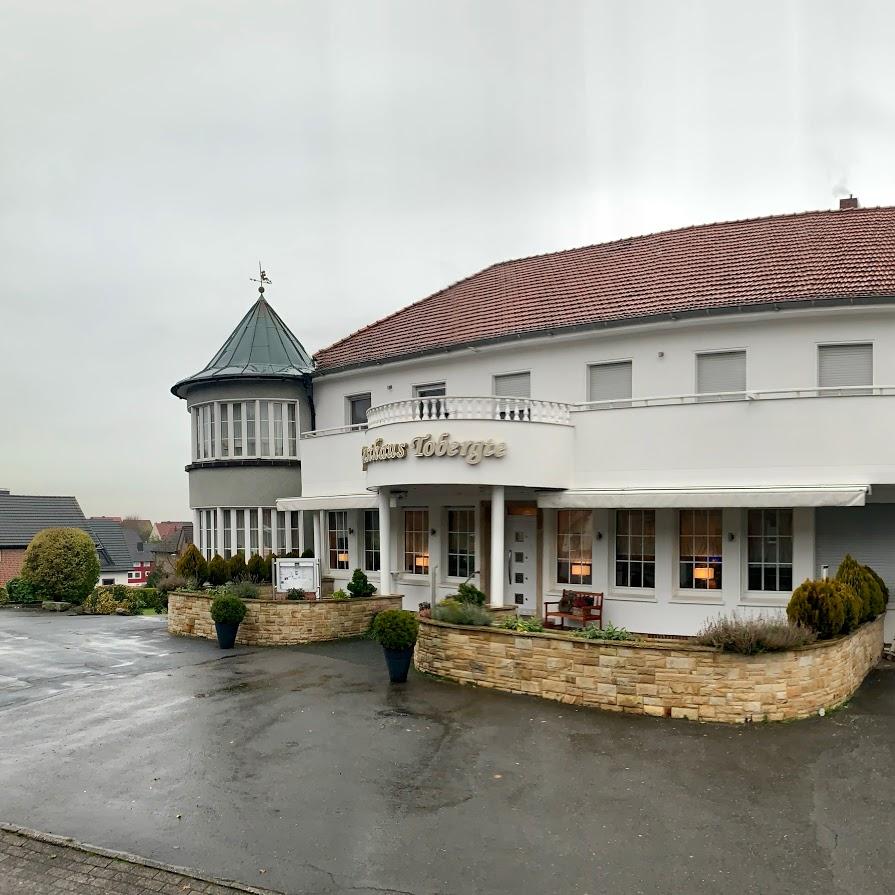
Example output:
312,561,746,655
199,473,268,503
505,515,537,614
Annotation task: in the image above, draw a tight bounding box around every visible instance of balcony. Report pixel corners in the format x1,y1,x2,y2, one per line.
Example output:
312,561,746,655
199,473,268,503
367,396,572,427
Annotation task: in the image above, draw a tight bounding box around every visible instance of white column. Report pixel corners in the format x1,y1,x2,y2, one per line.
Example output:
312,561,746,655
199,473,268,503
216,507,225,559
490,485,505,608
378,489,391,595
314,510,323,563
284,510,293,555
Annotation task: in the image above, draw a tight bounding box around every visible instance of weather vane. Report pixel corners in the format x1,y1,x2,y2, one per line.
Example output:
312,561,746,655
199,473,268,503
250,263,272,295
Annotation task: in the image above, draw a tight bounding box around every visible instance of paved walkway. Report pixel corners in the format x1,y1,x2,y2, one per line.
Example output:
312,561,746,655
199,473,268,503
0,826,278,895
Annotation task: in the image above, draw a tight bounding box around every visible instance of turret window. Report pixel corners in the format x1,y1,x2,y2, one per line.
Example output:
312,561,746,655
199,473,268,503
191,400,301,461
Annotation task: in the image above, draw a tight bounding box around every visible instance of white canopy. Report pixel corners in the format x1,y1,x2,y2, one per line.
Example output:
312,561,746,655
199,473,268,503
277,494,378,511
537,485,870,509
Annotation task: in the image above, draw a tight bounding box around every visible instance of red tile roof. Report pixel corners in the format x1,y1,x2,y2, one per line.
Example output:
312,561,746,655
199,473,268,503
314,206,895,372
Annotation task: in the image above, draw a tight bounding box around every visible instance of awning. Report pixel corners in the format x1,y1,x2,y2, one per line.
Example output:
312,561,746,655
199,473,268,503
537,486,870,509
277,494,378,511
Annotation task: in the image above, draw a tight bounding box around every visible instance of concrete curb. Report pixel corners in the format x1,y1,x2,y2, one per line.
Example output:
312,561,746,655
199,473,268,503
0,822,284,894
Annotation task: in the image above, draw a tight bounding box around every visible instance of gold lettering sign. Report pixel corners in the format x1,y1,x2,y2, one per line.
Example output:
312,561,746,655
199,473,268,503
361,433,507,469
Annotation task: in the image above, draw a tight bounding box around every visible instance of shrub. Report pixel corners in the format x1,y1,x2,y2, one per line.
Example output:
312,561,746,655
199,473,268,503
694,614,817,654
21,528,100,604
836,555,885,622
432,598,492,626
287,588,306,601
175,544,208,584
140,587,163,612
210,593,247,625
572,623,634,641
5,577,39,604
226,580,258,600
300,548,314,558
371,609,419,650
864,564,890,605
331,589,349,601
227,552,247,582
83,589,119,615
456,582,486,606
146,567,163,588
0,586,7,605
787,578,849,639
346,568,376,599
498,615,544,633
262,552,276,584
157,574,187,594
207,554,228,586
246,553,265,583
119,591,144,615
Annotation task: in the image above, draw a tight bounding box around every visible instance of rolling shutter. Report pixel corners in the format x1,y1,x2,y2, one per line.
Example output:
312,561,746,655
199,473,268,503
696,351,746,395
818,344,873,388
588,361,632,401
493,372,531,397
816,505,895,598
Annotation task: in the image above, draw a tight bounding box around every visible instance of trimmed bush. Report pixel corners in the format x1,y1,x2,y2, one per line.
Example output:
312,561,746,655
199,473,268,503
371,609,419,650
227,552,247,582
21,528,100,604
210,594,247,625
5,577,39,604
176,544,208,584
572,623,634,641
836,554,884,622
246,553,265,583
456,582,486,606
207,554,228,586
787,578,849,639
432,598,492,626
695,614,817,654
864,564,890,608
498,615,544,633
346,568,376,599
226,580,258,600
157,574,187,594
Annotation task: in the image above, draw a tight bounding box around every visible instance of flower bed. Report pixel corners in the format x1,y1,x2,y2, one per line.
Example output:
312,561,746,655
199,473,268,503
168,591,403,646
414,616,884,723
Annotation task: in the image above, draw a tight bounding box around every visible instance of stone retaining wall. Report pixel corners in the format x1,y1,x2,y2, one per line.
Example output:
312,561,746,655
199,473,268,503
168,591,403,646
415,616,884,723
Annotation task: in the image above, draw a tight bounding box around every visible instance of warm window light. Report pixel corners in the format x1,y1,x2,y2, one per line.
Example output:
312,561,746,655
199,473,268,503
337,552,349,564
570,563,592,577
693,567,715,581
415,555,430,571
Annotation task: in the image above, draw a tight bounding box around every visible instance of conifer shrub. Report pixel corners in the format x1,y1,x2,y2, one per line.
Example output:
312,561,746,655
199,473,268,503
835,554,885,621
841,585,864,633
864,564,890,605
207,554,228,586
246,553,265,583
175,544,208,585
227,552,247,582
346,568,376,599
456,582,486,605
22,528,100,604
786,578,849,639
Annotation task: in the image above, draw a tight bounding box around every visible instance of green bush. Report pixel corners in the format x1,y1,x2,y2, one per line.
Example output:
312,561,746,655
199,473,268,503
331,588,349,601
864,564,890,606
207,554,228,586
157,574,187,594
83,589,119,614
836,555,885,622
175,544,208,584
301,548,314,558
146,567,164,588
226,580,258,600
0,586,7,605
286,588,306,601
5,577,39,604
246,553,265,583
840,585,864,633
347,568,376,599
210,593,247,625
227,552,247,582
82,587,143,615
694,614,817,654
140,587,163,612
456,582,486,606
787,578,849,639
262,552,276,583
371,609,419,650
572,623,634,641
432,598,492,626
498,615,544,633
21,528,100,604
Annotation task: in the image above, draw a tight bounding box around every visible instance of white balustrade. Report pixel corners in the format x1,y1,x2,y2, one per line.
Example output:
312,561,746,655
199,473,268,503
365,396,573,428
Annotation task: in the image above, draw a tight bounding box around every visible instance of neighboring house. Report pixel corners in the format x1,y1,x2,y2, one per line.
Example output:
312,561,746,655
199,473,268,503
122,518,153,541
147,524,194,577
122,527,155,586
0,490,88,584
172,201,895,641
87,518,139,587
151,521,191,542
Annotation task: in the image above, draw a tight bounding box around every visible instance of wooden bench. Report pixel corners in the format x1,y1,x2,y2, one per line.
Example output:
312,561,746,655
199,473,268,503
544,590,604,629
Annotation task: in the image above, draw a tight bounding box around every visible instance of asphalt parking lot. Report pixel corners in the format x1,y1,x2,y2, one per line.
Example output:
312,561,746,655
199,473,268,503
0,609,893,895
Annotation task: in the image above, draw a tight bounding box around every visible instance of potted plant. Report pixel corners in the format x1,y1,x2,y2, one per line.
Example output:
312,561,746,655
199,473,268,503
209,593,247,649
371,609,419,683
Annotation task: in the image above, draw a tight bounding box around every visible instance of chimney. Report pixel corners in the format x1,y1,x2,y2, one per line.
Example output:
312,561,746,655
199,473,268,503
839,196,859,210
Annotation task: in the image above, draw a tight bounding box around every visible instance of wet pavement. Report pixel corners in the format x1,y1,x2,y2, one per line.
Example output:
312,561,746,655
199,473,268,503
0,609,893,895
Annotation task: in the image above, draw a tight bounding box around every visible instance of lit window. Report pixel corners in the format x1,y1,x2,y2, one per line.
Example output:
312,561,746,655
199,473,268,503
364,509,380,572
447,509,475,578
747,509,793,592
328,511,350,570
348,394,371,427
556,510,592,585
615,510,655,588
404,509,430,574
679,509,722,589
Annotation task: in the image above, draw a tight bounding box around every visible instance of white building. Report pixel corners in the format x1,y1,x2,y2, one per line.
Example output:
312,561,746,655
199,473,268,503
181,202,895,639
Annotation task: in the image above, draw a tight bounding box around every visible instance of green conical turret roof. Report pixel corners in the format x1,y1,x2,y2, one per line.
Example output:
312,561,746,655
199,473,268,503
172,295,313,398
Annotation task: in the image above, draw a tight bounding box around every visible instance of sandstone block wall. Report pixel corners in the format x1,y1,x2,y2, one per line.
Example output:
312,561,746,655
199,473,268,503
415,616,884,723
168,592,403,646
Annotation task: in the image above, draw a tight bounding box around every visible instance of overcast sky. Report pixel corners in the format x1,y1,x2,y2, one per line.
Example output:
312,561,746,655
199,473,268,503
1,0,893,521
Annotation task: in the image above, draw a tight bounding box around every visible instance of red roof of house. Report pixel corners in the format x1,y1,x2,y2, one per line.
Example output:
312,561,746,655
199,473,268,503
314,206,895,372
154,521,189,540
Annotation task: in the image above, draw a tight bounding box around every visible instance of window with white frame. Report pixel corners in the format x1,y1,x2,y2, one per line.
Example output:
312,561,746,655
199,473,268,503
260,402,270,455
679,509,723,590
246,402,256,454
249,509,259,554
818,343,873,389
696,351,746,397
328,511,350,570
235,509,245,554
615,510,655,588
273,404,284,456
404,509,430,574
220,404,229,456
447,508,475,578
223,511,232,558
556,509,593,585
747,509,793,592
588,361,632,402
193,401,300,461
288,404,297,455
291,513,301,554
364,509,380,571
347,394,372,427
414,383,446,420
262,508,272,554
276,510,287,554
232,403,243,456
493,372,530,398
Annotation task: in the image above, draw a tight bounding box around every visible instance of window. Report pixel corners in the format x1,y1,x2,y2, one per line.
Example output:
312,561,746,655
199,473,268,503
260,402,270,455
818,343,872,390
232,403,243,456
273,403,284,456
204,510,214,559
291,512,301,554
747,509,793,592
249,509,259,554
615,510,655,588
679,509,723,590
263,508,272,554
246,402,256,455
447,509,476,578
102,578,114,586
696,351,746,398
328,511,350,570
556,509,593,585
223,510,232,558
364,509,380,571
493,372,530,398
347,394,372,427
288,404,297,455
276,510,286,554
588,361,632,402
220,404,229,456
404,509,430,574
235,510,245,554
414,383,446,420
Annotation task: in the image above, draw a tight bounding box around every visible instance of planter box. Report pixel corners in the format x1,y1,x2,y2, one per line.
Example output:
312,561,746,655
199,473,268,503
414,616,885,723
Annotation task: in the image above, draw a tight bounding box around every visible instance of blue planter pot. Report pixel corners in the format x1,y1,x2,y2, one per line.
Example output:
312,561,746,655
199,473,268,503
383,646,414,683
215,621,240,649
